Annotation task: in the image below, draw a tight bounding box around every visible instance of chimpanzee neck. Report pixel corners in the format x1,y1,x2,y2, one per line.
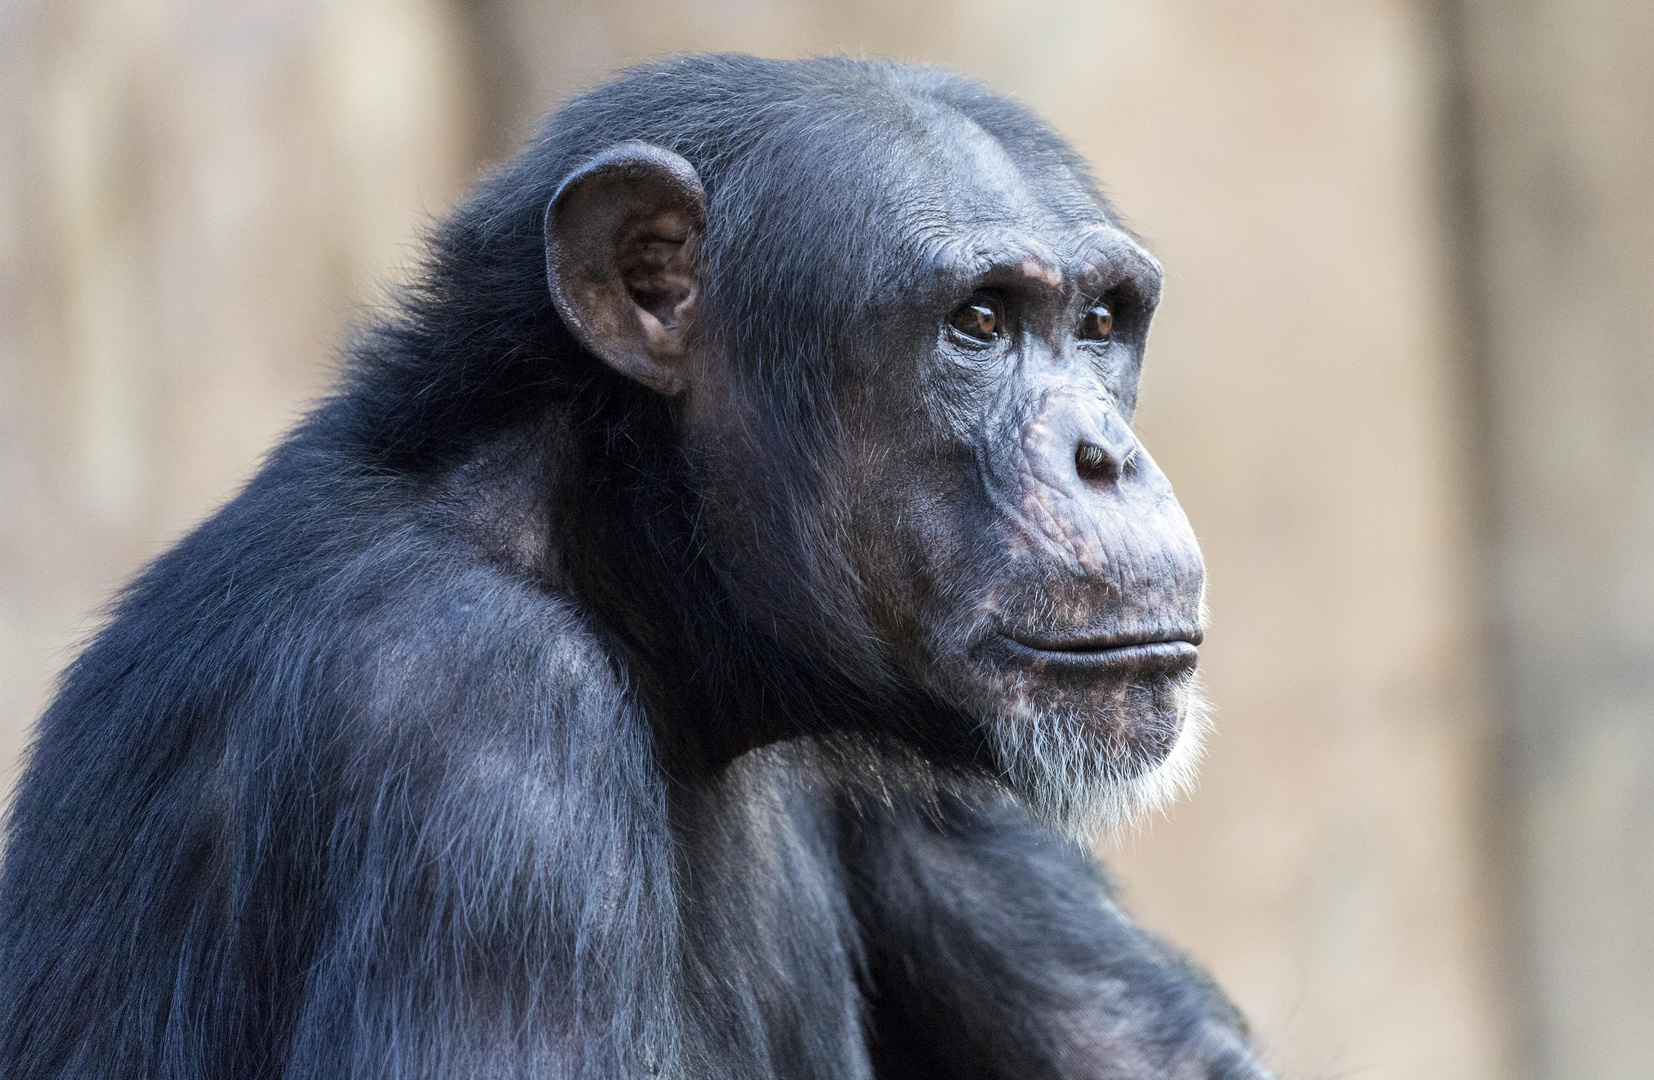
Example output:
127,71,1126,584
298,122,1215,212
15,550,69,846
544,403,856,780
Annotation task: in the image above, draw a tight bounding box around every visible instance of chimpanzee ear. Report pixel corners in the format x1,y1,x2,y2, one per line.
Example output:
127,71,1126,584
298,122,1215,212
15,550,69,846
545,142,707,397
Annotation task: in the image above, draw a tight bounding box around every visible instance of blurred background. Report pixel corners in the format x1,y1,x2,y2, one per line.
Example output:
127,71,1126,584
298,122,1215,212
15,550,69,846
0,1,1649,1077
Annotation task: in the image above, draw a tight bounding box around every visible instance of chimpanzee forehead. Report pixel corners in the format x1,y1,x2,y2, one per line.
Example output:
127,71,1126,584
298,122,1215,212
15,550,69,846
688,71,1141,315
915,100,1099,227
871,98,1124,286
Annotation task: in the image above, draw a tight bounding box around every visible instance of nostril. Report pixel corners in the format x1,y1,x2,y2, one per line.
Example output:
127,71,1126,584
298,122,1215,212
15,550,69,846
1075,440,1141,484
1075,442,1116,482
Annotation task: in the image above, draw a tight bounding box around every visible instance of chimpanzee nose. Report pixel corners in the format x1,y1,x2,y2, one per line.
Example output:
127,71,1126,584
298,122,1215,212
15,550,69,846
1017,390,1157,505
1010,391,1195,584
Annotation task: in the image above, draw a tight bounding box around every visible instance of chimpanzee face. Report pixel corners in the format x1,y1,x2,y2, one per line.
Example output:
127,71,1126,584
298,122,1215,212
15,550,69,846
820,118,1208,832
545,110,1207,834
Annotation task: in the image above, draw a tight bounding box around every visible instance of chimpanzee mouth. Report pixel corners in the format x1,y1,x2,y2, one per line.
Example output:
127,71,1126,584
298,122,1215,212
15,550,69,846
998,631,1201,676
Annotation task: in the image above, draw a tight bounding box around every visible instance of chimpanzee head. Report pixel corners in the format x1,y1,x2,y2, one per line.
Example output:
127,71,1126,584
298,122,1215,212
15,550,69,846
542,58,1207,833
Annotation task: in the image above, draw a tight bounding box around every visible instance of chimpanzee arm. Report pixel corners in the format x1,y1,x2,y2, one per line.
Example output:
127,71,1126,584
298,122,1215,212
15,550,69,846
847,792,1274,1080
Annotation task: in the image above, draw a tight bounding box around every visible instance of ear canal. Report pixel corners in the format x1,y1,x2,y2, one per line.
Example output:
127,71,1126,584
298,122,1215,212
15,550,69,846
545,142,707,397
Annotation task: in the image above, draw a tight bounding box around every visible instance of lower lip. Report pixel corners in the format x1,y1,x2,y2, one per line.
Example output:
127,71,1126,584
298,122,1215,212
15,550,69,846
999,637,1199,675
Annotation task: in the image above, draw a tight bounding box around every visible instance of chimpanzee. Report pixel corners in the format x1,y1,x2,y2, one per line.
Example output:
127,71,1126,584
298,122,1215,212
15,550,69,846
0,54,1272,1079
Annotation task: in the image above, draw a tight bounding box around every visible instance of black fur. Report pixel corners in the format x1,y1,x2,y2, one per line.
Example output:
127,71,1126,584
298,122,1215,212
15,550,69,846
0,55,1270,1079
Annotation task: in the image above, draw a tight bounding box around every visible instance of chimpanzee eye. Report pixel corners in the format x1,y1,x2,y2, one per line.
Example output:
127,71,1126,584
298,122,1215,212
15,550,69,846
1078,303,1114,341
948,300,1000,342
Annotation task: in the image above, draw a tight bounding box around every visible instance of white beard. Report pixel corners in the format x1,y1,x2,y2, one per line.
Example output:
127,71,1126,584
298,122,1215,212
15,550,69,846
985,673,1212,840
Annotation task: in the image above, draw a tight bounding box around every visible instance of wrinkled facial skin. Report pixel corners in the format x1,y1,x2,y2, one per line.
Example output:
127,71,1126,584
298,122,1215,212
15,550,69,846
819,121,1209,833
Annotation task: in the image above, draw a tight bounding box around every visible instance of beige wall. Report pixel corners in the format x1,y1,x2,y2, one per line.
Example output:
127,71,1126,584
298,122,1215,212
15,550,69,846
2,1,1648,1077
